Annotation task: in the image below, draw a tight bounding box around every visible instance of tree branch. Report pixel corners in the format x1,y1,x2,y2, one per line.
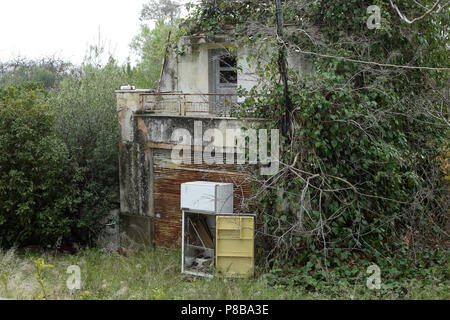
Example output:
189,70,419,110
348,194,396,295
390,0,448,24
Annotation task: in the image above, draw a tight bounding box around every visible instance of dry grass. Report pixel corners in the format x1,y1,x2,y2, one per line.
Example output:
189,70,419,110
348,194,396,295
0,247,448,300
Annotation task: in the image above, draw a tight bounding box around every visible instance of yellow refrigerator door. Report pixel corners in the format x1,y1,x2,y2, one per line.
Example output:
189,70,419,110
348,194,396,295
215,215,255,278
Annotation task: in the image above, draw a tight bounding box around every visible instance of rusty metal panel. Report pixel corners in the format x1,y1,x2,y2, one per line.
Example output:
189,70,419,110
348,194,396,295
153,149,253,247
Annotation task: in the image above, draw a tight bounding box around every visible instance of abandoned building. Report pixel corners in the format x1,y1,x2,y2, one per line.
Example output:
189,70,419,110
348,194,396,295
116,34,313,249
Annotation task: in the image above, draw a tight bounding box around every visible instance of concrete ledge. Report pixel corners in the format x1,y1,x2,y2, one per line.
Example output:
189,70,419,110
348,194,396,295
115,89,155,94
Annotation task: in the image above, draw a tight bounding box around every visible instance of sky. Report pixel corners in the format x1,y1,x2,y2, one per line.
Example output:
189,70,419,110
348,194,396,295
0,0,175,66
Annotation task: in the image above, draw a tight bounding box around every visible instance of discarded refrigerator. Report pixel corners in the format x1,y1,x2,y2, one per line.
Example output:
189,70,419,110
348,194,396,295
180,181,255,278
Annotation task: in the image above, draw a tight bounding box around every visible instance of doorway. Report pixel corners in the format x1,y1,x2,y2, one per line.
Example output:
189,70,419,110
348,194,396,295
210,49,237,116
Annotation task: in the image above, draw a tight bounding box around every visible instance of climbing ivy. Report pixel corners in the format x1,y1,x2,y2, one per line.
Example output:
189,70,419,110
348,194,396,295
182,0,449,286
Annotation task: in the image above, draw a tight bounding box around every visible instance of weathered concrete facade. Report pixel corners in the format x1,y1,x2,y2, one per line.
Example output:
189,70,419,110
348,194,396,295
160,35,313,97
117,90,261,247
117,90,155,246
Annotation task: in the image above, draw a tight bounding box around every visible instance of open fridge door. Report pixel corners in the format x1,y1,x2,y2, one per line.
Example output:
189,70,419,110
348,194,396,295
215,215,255,278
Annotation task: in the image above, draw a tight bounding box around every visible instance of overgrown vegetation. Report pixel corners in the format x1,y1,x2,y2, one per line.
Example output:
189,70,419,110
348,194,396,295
131,0,181,88
0,46,134,247
182,0,449,285
0,82,78,247
46,47,133,245
0,58,73,89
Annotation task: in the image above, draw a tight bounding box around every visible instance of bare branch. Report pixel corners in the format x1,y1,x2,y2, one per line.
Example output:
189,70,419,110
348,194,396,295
390,0,448,24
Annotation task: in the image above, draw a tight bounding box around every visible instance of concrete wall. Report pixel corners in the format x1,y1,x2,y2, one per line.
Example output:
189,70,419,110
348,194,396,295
161,36,234,95
116,89,155,246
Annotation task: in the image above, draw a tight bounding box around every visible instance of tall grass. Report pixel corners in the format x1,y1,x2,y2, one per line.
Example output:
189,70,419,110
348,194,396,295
0,248,448,300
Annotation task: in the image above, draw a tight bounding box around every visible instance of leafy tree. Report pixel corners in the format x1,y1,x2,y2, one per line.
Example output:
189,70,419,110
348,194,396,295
131,18,179,89
130,0,183,89
140,0,181,23
0,58,73,89
0,82,79,247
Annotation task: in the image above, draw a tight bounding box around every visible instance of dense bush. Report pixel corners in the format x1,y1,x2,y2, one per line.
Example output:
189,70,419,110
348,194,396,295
0,83,79,247
0,48,134,247
0,58,73,90
47,53,132,244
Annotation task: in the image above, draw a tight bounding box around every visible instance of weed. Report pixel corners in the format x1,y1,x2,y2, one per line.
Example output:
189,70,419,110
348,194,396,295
31,257,54,299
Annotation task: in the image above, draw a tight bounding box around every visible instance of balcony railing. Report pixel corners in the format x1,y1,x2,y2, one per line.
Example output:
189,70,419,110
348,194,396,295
139,92,241,117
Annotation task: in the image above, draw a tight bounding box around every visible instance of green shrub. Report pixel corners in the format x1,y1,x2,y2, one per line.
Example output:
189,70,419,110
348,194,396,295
0,83,79,247
47,54,131,244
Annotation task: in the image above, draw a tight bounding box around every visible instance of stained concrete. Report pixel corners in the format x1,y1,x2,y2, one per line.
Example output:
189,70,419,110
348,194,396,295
97,209,120,251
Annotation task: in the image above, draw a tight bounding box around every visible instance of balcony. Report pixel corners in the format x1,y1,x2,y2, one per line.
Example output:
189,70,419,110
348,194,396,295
139,92,242,117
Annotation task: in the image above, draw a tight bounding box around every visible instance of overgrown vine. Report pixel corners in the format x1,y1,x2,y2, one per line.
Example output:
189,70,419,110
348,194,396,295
180,0,448,289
